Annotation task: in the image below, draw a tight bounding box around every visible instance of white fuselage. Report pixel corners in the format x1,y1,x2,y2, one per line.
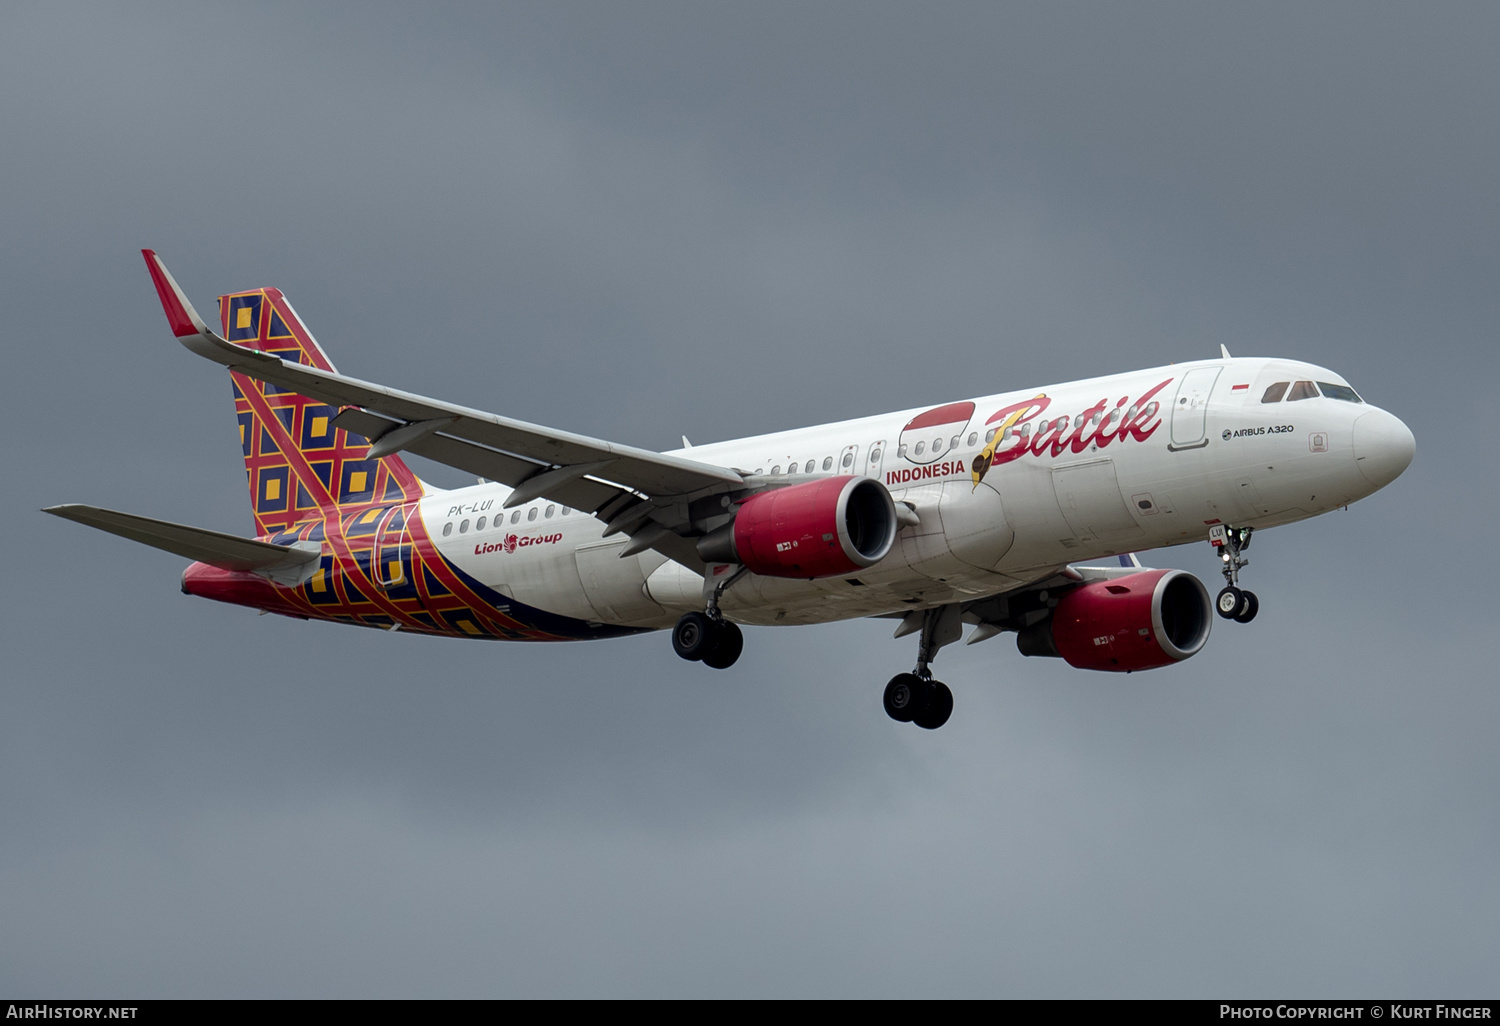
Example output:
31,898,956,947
416,357,1410,630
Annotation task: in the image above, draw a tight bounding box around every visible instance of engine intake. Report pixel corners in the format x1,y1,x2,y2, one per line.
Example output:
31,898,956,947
1016,568,1212,672
697,475,898,579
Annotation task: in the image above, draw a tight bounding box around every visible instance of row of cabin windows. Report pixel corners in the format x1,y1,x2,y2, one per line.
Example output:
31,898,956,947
761,450,862,476
435,400,1187,536
755,405,1167,471
441,503,572,537
1262,380,1364,404
892,403,1161,458
439,384,1345,537
436,380,1347,538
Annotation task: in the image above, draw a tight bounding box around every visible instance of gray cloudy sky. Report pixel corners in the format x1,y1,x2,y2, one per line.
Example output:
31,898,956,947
2,2,1496,997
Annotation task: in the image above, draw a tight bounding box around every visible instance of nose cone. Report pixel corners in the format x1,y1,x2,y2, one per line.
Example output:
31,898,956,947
1352,409,1415,489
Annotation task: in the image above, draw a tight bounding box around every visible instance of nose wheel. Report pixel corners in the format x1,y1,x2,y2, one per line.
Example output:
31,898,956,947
1209,525,1259,623
1215,585,1259,623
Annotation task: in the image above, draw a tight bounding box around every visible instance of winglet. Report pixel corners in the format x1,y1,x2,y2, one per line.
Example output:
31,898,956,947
142,249,209,338
138,250,278,368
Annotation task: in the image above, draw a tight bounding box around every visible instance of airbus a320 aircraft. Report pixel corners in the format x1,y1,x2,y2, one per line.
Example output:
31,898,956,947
47,252,1416,730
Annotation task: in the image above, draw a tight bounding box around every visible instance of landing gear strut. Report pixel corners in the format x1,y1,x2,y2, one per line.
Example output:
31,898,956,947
672,564,748,669
883,606,956,729
1209,524,1259,623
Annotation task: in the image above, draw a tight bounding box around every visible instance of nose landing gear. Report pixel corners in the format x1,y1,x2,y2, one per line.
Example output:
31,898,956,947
1209,524,1259,623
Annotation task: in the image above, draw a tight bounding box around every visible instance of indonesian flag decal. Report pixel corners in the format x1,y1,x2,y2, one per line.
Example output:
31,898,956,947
899,401,975,465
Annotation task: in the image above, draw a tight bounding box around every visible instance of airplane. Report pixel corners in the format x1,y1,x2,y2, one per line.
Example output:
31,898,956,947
45,251,1416,730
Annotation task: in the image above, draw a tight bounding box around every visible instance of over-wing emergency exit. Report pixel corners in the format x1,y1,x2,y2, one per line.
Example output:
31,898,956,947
45,252,1415,729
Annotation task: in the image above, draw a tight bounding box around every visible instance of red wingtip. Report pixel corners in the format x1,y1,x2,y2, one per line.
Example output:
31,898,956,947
141,249,201,338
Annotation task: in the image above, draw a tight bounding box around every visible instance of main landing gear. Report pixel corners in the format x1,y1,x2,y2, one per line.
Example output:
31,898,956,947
1209,524,1259,623
672,612,743,670
672,564,747,670
883,674,953,730
883,605,957,730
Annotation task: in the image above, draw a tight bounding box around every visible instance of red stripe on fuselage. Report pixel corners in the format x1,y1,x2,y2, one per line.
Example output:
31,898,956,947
903,401,975,431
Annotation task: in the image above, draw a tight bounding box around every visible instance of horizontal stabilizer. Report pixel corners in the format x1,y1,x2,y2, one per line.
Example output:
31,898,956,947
44,504,321,586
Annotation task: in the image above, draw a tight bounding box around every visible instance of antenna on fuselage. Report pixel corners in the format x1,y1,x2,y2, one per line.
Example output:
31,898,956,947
1220,344,1232,359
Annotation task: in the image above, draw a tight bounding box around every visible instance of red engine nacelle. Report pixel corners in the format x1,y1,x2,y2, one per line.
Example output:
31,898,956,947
697,475,899,579
1018,569,1212,672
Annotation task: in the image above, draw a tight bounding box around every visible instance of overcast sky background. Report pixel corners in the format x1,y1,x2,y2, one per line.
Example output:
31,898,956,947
2,2,1496,997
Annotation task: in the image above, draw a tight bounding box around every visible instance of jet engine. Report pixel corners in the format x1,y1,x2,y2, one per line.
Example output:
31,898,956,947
1016,568,1212,671
697,475,899,579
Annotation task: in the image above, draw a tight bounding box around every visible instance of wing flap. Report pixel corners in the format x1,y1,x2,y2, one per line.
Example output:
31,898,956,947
44,504,321,586
332,409,631,515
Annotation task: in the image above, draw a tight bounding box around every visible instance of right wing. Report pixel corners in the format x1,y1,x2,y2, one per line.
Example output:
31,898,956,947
144,250,745,568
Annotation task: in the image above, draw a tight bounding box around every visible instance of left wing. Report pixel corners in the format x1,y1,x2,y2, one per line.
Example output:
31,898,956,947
43,504,322,586
144,250,744,568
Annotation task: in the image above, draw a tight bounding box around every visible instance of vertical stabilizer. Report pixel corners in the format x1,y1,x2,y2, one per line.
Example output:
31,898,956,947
218,287,423,535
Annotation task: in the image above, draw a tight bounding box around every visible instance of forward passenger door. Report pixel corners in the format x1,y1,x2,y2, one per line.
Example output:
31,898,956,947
1169,367,1222,451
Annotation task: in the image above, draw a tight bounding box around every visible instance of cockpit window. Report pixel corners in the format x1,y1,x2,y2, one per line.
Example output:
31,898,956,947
1286,380,1320,401
1317,382,1363,403
1261,381,1290,403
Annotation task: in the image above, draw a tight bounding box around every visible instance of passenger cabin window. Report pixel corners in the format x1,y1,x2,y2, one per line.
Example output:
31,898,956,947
984,428,996,443
914,441,925,455
545,505,554,518
459,519,470,533
476,516,486,531
968,432,978,446
527,507,538,521
842,452,854,468
822,456,833,471
805,460,816,474
1318,382,1363,403
442,522,453,537
771,465,781,475
1262,381,1290,403
868,449,881,463
510,511,520,524
1287,380,1320,401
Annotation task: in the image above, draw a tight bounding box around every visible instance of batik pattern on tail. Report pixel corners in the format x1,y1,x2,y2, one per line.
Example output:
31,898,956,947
220,288,423,536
